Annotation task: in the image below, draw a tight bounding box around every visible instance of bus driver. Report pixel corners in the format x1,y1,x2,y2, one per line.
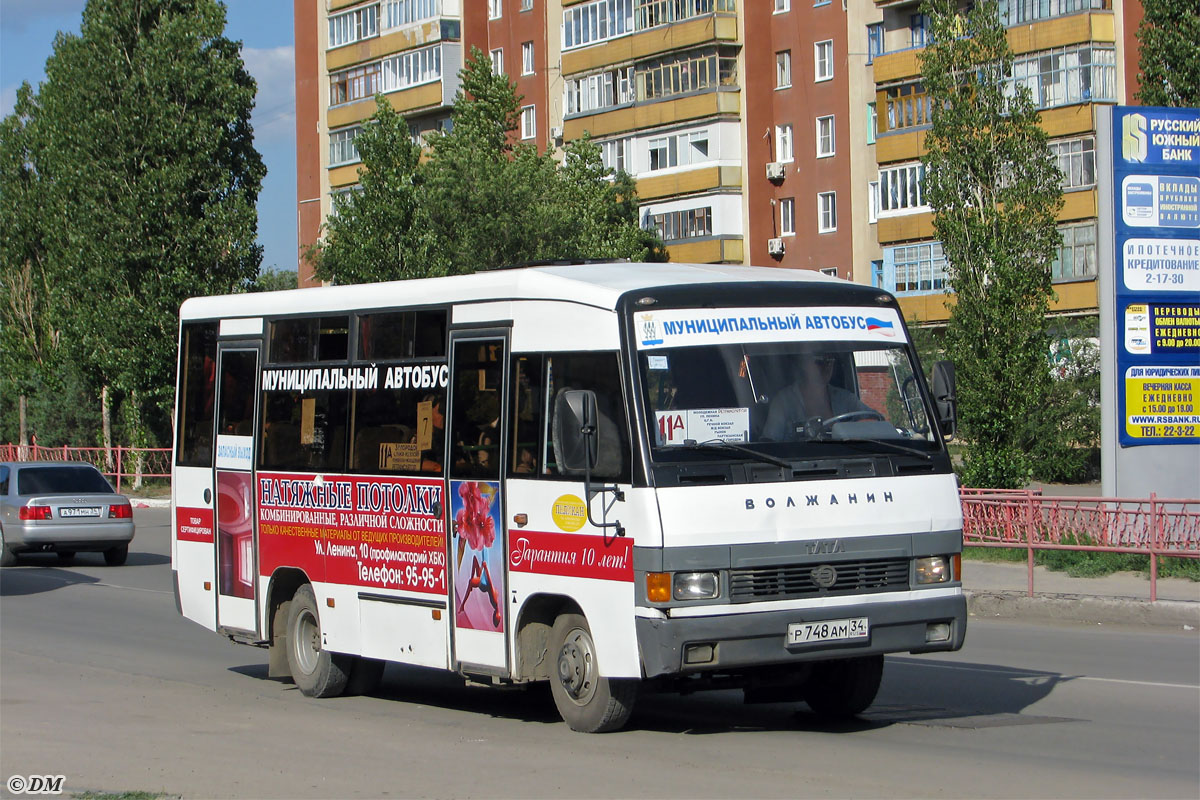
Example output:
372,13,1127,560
762,351,875,441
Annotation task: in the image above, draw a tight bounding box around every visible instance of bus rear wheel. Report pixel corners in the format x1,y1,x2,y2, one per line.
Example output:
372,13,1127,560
286,584,350,698
548,612,637,733
803,654,884,719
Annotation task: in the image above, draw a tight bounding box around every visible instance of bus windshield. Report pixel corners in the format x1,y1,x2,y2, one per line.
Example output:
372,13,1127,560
640,339,940,461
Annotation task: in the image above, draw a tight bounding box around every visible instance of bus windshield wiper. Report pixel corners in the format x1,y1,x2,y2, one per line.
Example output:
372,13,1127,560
812,437,934,460
674,439,793,470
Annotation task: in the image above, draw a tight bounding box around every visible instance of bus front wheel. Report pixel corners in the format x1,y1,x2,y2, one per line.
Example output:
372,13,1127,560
286,584,350,698
803,654,884,719
548,612,637,733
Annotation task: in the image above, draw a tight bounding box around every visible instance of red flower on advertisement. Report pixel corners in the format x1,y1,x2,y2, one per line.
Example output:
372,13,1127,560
456,481,496,551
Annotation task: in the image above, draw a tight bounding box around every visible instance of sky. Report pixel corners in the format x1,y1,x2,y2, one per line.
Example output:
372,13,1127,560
0,0,298,274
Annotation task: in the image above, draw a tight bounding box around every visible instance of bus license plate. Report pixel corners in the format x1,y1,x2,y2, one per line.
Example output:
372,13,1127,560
787,617,869,645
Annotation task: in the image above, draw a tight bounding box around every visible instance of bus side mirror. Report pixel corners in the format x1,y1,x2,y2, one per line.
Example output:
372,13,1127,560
553,389,599,473
931,361,957,438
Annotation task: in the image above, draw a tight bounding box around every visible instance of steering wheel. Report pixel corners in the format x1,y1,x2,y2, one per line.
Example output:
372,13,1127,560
805,410,886,438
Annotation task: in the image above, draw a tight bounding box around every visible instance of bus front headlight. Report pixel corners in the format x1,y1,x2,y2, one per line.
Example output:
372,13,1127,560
673,571,719,600
914,556,951,584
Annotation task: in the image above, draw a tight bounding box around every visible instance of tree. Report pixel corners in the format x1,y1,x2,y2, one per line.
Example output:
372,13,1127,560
1136,0,1200,107
919,0,1064,488
311,48,664,285
6,0,265,447
252,268,300,292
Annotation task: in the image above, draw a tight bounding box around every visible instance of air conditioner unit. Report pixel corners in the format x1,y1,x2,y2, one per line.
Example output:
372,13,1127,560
766,161,786,181
550,126,563,142
767,237,785,256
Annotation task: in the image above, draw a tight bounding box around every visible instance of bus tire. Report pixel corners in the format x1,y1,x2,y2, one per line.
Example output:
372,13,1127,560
803,654,884,719
548,612,637,733
286,584,350,698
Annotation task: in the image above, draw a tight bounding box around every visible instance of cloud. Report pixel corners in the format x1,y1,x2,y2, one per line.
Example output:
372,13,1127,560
0,0,86,32
242,44,295,146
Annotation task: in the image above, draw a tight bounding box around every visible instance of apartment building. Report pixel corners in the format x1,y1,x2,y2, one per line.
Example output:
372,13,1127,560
294,0,1145,309
868,0,1144,325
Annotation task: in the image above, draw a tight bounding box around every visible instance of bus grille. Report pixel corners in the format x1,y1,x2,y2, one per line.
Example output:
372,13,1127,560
728,558,909,602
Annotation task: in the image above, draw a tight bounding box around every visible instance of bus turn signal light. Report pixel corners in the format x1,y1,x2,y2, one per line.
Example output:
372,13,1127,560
646,572,671,603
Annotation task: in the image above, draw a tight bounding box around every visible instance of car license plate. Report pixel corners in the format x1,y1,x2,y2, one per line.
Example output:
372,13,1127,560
59,507,101,518
787,617,869,645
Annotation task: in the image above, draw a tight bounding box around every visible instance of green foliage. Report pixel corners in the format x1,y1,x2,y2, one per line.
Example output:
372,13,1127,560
919,0,1064,489
0,0,264,447
311,48,664,285
964,545,1200,581
1136,0,1200,107
1027,318,1100,483
251,268,299,292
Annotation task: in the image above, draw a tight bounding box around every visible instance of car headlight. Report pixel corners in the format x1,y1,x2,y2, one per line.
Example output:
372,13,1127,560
673,571,719,600
914,556,951,584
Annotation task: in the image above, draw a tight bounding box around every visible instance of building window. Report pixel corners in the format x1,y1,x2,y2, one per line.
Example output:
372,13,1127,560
330,62,382,105
522,0,534,10
867,22,884,64
636,47,738,101
871,259,884,288
816,115,835,157
820,267,838,277
521,106,536,139
910,13,931,48
879,161,928,215
379,44,443,93
780,197,795,236
776,124,794,163
490,48,504,75
489,0,502,19
868,180,880,224
563,0,635,50
1050,136,1096,190
881,81,930,133
565,66,635,115
867,102,877,144
1006,45,1116,110
329,126,362,166
383,0,439,28
600,137,630,173
329,4,379,48
892,241,947,294
818,191,837,232
648,129,711,171
774,0,790,11
522,42,535,75
1052,222,1097,281
648,206,712,242
776,50,792,89
815,40,833,82
998,0,1096,27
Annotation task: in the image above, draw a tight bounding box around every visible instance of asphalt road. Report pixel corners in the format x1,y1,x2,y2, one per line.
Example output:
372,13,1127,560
1,507,1197,799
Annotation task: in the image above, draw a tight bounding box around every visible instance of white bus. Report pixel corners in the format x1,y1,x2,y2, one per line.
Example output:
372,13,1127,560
171,263,965,732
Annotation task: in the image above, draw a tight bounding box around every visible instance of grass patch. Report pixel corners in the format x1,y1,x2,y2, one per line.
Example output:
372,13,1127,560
964,545,1200,581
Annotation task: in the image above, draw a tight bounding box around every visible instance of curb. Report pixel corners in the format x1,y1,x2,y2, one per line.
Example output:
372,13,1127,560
129,497,171,508
966,590,1200,629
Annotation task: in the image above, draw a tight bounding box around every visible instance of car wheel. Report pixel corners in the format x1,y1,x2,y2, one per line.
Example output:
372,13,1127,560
548,612,638,733
103,544,128,566
286,584,350,698
0,527,16,567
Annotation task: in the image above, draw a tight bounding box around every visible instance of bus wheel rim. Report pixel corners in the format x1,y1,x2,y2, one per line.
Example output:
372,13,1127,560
557,628,597,706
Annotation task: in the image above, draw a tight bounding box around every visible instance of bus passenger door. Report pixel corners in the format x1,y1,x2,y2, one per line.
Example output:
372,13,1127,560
213,346,260,636
445,331,510,675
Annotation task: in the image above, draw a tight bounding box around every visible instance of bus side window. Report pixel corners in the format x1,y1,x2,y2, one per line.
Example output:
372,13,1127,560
259,389,348,473
543,353,630,483
175,322,218,467
510,355,545,477
348,385,446,475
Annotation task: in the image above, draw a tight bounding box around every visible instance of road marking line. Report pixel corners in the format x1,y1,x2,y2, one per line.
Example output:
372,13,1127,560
897,660,1199,690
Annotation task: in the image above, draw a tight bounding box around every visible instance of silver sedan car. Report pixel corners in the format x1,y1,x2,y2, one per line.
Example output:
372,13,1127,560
0,461,135,566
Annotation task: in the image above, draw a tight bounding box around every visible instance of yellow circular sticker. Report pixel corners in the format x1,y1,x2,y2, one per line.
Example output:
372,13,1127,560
551,494,588,532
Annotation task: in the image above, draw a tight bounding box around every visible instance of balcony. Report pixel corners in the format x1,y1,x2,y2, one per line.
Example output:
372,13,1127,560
562,10,737,76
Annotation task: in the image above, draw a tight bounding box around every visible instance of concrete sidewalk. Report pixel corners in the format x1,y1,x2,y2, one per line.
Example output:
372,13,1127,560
963,559,1199,629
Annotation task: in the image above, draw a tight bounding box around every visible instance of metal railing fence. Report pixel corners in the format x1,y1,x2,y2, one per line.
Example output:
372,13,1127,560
0,444,171,493
960,489,1200,601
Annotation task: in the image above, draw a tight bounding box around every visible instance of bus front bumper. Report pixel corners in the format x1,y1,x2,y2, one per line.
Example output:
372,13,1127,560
635,592,966,678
